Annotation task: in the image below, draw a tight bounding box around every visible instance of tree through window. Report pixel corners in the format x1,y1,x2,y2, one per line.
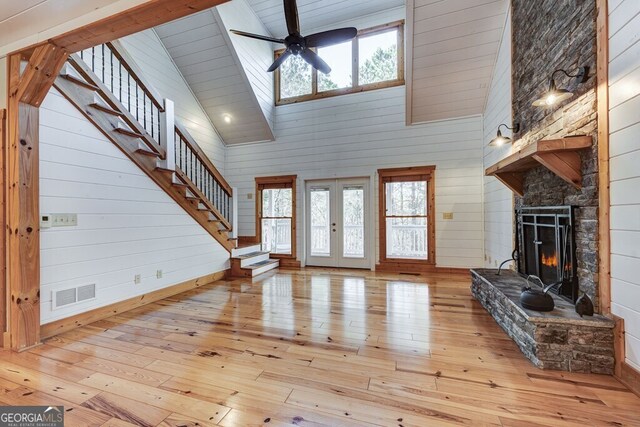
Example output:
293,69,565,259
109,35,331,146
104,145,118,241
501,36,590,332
275,21,404,104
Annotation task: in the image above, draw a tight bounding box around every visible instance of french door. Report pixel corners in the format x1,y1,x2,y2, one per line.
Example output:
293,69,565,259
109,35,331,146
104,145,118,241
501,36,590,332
305,178,370,269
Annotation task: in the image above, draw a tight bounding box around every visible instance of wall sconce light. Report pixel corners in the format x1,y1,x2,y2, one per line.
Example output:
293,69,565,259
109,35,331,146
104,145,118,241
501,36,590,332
532,66,589,107
489,123,520,147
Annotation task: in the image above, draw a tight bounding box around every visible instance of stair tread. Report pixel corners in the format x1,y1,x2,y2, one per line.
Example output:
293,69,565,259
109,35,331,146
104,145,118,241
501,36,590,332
244,259,279,270
232,251,270,260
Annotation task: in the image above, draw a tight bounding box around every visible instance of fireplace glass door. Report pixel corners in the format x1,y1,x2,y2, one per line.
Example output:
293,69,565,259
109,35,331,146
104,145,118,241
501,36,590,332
517,206,577,302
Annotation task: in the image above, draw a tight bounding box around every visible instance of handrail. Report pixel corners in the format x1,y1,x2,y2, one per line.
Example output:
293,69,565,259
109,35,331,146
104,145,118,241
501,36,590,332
175,122,232,225
175,122,232,196
77,42,164,146
107,41,165,111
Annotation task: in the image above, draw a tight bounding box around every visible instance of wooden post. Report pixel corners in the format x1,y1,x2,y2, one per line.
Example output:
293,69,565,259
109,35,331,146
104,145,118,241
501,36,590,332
7,54,42,350
596,0,610,315
0,109,6,348
158,98,175,171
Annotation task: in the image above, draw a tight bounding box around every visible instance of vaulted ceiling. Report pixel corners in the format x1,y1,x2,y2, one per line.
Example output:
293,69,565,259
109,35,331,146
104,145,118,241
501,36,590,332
145,0,509,144
245,0,404,37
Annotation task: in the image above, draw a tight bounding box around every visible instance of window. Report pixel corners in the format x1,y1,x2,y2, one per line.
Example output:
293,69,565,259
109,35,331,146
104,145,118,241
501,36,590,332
256,176,297,257
378,166,435,266
275,21,404,105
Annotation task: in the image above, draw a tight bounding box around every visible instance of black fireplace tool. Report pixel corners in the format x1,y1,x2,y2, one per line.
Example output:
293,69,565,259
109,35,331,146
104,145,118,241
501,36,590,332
575,294,594,317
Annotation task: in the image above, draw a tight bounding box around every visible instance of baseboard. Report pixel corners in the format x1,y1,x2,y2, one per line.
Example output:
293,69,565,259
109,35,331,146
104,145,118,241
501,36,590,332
375,261,468,275
40,270,228,339
619,362,640,398
276,258,301,268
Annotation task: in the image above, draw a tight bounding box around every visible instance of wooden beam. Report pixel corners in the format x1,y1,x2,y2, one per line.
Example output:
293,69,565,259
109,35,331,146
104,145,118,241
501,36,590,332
16,43,68,107
0,109,6,348
494,172,524,197
47,0,230,54
6,55,41,351
596,0,611,316
532,152,582,187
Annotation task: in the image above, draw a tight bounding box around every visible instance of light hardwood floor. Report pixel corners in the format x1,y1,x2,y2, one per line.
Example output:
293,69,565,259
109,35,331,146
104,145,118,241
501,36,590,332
1,268,639,426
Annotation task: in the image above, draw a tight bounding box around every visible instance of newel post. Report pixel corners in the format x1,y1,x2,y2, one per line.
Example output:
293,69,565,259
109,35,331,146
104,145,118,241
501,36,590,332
231,187,238,239
159,98,175,170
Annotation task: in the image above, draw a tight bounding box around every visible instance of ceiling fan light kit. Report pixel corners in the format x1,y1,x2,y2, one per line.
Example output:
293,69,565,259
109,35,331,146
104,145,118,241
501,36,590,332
230,0,358,74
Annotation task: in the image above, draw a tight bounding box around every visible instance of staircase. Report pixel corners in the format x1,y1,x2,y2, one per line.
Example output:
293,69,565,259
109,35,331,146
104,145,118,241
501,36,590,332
230,244,280,278
53,41,237,252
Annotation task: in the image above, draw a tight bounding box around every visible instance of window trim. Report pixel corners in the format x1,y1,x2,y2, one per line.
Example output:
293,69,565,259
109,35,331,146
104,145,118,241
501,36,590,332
378,166,436,267
275,20,405,105
255,175,297,259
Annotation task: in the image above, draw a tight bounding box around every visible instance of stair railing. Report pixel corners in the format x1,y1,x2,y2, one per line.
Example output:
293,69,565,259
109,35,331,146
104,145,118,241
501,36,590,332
78,41,164,147
75,40,234,233
175,123,233,228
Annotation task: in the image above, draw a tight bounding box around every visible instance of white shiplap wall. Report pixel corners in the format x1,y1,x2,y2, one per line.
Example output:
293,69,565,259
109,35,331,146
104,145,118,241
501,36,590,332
39,88,229,324
119,29,227,173
226,86,485,268
608,0,640,371
409,0,509,123
482,9,513,268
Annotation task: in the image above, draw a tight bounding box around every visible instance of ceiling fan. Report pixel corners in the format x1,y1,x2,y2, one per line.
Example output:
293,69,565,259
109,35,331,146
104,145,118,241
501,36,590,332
230,0,357,74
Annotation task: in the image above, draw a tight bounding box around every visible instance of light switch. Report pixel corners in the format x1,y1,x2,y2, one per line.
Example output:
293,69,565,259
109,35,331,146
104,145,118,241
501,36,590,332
443,212,454,220
247,193,253,200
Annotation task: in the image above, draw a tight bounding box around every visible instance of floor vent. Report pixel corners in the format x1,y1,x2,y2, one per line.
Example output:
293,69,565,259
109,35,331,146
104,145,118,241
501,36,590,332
53,284,96,309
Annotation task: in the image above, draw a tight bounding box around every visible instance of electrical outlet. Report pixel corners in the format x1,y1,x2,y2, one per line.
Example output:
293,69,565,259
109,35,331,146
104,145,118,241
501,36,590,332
156,270,163,279
247,193,253,200
134,274,141,284
443,212,454,220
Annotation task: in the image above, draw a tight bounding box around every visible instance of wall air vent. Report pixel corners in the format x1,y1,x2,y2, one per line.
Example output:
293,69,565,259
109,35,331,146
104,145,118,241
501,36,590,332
53,284,96,310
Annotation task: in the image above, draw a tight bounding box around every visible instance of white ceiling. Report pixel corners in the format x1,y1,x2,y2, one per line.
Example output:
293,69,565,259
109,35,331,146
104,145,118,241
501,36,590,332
156,9,274,145
409,0,509,123
244,0,404,38
0,0,147,56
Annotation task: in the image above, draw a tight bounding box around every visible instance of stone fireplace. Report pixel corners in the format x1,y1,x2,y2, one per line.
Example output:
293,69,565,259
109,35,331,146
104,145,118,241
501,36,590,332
511,0,600,308
471,0,615,374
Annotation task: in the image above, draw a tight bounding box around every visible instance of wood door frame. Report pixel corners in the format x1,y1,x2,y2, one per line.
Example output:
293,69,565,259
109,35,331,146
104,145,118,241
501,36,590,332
377,166,436,272
255,175,298,260
3,0,230,351
304,177,372,269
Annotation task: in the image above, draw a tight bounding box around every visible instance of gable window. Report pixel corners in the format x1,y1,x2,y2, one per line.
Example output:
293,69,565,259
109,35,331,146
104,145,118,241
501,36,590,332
275,21,404,105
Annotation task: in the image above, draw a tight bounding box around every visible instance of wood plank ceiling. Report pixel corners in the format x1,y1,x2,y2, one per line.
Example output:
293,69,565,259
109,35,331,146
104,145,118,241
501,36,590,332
245,0,404,38
409,0,509,123
155,9,275,145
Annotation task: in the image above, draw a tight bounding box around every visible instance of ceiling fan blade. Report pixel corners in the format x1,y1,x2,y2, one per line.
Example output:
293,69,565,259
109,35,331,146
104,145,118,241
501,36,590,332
300,49,331,74
268,49,292,72
230,29,284,44
305,27,358,48
283,0,301,35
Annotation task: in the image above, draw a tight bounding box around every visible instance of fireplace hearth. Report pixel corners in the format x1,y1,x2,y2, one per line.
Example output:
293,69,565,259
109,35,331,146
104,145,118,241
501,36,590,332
516,206,578,302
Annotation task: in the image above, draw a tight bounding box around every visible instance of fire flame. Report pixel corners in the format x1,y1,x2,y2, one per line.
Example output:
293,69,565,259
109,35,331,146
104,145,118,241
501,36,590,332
541,252,558,268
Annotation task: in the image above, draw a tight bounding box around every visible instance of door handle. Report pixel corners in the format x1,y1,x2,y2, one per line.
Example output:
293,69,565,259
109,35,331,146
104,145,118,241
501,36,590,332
332,223,336,226
332,229,336,232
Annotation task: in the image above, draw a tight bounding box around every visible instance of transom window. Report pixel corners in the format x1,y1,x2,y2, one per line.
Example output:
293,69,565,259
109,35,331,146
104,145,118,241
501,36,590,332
276,21,404,105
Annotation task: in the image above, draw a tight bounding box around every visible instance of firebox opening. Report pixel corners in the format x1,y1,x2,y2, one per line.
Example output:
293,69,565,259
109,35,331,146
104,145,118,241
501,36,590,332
516,206,578,303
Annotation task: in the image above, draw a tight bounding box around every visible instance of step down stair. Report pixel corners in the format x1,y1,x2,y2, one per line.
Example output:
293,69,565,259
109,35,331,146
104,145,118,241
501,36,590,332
231,244,279,278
